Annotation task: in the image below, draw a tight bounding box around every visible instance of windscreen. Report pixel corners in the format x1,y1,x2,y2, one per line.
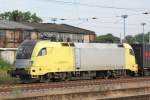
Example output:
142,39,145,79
16,40,37,59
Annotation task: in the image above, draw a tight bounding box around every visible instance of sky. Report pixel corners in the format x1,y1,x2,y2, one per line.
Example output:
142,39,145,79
0,0,150,38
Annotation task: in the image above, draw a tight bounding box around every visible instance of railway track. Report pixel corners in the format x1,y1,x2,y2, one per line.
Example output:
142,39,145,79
106,95,150,100
1,76,150,93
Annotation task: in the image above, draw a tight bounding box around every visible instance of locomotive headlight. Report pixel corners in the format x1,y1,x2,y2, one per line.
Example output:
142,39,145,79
29,60,33,67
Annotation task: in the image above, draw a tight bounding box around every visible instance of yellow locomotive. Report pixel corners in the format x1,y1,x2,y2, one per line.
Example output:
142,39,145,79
10,40,138,82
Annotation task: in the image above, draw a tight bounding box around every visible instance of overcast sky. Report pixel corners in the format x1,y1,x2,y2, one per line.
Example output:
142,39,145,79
0,0,150,38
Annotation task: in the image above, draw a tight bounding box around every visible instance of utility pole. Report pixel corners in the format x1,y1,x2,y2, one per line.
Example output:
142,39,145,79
120,33,122,43
121,15,128,42
141,22,146,44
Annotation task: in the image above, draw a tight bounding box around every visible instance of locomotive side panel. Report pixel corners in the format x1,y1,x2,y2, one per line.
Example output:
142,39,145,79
31,47,74,75
74,47,125,71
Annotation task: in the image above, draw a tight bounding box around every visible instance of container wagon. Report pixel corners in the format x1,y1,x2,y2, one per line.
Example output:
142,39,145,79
132,44,150,76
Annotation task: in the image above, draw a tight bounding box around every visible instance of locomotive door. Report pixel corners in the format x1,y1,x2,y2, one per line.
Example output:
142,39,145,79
74,48,81,70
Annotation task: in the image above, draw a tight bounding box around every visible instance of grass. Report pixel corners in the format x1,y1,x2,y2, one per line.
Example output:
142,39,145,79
0,70,20,84
0,58,20,84
0,58,14,70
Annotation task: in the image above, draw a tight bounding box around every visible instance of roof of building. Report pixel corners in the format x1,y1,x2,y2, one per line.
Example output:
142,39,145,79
21,22,95,35
0,20,34,30
0,20,95,35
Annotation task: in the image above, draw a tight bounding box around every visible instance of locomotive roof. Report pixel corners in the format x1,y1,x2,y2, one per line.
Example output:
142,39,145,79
36,40,124,48
74,43,120,48
23,40,132,49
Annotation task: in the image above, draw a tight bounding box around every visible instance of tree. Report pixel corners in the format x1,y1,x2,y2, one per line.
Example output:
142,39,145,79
134,33,143,44
125,35,135,44
125,32,150,44
134,32,150,44
95,33,120,43
0,10,42,23
95,32,150,44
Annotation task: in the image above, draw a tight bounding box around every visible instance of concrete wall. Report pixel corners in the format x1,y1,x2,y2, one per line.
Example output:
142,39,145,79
0,48,17,64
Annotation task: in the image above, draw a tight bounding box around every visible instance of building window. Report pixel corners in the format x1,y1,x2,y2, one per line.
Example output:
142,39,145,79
23,31,31,40
0,30,5,38
39,32,58,41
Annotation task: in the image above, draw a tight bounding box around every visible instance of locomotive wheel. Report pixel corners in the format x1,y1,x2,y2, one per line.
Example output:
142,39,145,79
104,71,111,79
103,71,117,79
65,72,72,81
19,75,34,83
39,73,52,83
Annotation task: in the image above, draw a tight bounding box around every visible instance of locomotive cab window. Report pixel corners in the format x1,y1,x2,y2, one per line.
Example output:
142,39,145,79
38,48,47,56
129,49,135,56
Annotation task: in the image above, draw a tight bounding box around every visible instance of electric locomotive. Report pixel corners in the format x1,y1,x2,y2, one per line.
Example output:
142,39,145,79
10,40,138,82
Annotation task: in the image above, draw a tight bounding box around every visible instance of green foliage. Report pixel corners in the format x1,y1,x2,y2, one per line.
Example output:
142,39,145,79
0,58,20,84
0,70,20,84
31,13,42,23
0,10,42,22
95,33,120,43
0,58,14,70
126,32,150,44
125,35,135,44
94,32,150,44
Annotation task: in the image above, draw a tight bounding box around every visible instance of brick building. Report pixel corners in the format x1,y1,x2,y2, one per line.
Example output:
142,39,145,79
0,20,96,48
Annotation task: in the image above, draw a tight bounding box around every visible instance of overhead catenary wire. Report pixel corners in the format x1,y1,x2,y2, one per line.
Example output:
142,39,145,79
41,6,150,35
40,0,150,36
41,11,150,22
49,0,150,12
